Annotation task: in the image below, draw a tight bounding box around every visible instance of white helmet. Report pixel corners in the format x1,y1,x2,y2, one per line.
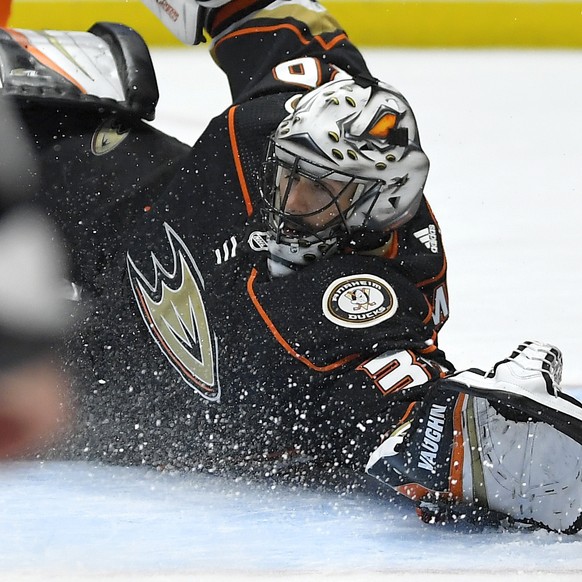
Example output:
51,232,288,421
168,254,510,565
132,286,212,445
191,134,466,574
262,75,429,277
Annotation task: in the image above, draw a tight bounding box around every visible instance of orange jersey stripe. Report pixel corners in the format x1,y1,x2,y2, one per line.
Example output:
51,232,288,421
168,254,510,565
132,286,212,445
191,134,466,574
247,268,359,372
215,23,347,53
415,199,447,288
417,330,440,355
383,230,399,259
211,0,260,32
398,401,417,425
415,254,447,289
227,105,254,217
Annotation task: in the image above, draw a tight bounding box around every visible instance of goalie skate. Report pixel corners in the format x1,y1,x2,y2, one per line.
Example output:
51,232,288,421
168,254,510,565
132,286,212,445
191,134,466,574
442,341,582,445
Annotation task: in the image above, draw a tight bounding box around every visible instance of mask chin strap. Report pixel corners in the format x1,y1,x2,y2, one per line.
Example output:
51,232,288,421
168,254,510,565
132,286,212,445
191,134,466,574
266,231,339,278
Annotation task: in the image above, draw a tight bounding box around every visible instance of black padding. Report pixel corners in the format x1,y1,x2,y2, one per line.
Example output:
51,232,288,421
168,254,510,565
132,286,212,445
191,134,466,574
89,22,159,121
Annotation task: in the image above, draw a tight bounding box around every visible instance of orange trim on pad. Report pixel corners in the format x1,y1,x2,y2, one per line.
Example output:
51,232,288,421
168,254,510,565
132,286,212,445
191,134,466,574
449,393,467,500
5,28,87,94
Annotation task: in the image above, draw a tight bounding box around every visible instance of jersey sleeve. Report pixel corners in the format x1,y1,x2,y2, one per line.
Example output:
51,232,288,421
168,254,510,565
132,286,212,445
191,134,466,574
248,253,442,367
205,0,370,103
388,196,450,335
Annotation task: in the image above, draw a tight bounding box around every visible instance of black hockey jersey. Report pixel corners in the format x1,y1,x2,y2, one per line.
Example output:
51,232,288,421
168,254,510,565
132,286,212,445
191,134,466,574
6,2,451,479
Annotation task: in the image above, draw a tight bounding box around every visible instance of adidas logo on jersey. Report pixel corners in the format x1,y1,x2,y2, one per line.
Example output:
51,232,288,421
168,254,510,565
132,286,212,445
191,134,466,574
214,236,238,264
413,225,439,254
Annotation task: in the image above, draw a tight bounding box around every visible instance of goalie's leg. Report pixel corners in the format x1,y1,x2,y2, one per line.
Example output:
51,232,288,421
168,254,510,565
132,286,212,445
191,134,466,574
366,342,582,533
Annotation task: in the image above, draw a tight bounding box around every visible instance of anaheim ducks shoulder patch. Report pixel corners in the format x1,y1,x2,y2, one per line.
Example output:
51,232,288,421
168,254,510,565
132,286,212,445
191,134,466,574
322,274,398,328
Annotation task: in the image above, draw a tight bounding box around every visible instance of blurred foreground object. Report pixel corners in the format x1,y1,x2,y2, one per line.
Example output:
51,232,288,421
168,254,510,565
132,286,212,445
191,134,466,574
0,98,74,459
0,355,71,459
0,0,10,27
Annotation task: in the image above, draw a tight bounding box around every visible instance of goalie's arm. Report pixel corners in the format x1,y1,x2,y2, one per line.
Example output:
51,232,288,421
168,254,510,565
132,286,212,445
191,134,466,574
142,0,370,103
208,0,370,103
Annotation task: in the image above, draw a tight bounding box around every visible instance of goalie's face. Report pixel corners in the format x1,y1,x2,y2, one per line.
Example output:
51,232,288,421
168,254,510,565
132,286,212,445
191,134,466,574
262,151,366,277
276,169,357,235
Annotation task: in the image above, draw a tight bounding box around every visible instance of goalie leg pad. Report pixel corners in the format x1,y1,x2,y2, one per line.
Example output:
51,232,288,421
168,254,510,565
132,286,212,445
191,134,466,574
366,341,582,532
365,387,463,505
442,340,582,446
470,395,582,533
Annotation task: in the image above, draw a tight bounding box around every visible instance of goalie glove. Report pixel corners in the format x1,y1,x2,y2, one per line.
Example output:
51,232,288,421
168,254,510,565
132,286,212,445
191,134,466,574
366,341,582,533
0,23,159,120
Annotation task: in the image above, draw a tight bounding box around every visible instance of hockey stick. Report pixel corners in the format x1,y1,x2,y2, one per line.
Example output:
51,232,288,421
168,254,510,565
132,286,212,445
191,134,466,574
139,0,207,45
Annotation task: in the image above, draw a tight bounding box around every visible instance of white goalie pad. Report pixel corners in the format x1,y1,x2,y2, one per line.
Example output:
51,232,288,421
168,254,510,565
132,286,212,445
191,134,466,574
0,22,159,120
443,341,582,446
466,395,582,533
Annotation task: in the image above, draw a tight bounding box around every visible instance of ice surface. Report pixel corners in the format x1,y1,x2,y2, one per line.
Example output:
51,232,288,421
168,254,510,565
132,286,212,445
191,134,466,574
2,460,582,581
2,48,582,580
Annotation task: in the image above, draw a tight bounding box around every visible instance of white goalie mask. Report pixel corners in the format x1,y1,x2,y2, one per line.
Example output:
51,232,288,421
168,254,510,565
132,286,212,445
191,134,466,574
261,75,430,277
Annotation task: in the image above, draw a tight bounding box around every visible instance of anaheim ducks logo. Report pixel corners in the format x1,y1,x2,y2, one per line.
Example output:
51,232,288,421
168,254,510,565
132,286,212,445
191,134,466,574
91,116,130,156
322,274,398,328
127,223,220,402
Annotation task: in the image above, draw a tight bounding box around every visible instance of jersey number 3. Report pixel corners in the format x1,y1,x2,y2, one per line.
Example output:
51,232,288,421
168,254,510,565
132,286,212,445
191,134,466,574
358,350,433,396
